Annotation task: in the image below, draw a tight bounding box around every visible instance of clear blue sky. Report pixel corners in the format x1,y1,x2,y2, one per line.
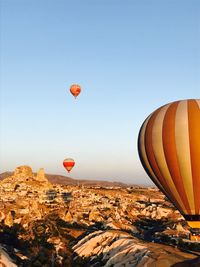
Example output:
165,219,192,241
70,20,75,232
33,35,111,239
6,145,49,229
0,0,199,185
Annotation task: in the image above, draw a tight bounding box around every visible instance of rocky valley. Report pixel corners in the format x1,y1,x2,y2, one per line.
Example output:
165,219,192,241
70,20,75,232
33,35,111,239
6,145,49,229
0,166,199,266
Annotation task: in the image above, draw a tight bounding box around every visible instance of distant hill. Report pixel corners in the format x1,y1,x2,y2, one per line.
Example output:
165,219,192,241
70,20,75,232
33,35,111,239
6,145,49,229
0,172,13,181
46,174,129,187
0,172,130,188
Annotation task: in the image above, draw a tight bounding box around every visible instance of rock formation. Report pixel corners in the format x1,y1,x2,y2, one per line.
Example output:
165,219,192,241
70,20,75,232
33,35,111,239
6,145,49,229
64,210,73,223
0,246,17,267
14,165,33,178
36,168,49,183
4,211,14,227
0,211,6,222
72,230,196,267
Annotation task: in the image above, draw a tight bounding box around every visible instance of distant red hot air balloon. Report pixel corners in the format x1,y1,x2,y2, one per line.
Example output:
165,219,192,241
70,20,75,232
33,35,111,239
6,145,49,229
63,158,75,173
70,84,81,98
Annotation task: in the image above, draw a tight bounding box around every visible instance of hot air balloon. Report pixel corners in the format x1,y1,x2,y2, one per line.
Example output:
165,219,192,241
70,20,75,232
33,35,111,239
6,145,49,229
70,84,81,98
63,158,75,173
138,99,200,241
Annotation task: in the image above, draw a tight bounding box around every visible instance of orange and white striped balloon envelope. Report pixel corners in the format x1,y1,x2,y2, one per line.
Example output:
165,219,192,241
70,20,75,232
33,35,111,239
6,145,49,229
138,99,200,230
63,158,75,173
70,84,81,98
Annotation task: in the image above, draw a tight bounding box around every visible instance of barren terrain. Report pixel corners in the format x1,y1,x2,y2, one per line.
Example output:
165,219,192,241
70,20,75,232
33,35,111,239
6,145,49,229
0,166,199,266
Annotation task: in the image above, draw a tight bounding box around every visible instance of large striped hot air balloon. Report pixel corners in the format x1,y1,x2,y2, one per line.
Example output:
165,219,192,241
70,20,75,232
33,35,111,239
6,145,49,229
138,99,200,240
63,158,75,173
70,84,81,98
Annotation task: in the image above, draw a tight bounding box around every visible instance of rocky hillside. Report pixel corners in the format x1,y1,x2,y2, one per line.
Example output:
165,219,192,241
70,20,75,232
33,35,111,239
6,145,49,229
0,170,130,187
0,165,199,266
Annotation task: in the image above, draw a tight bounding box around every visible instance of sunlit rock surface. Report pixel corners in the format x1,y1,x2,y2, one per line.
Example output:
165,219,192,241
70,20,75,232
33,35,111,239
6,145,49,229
72,230,196,267
64,210,73,223
0,246,17,267
4,211,14,227
36,168,49,183
14,165,33,178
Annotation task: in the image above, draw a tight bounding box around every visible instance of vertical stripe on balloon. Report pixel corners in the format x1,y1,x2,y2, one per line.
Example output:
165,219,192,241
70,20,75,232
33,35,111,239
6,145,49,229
151,104,186,213
196,99,200,109
188,100,200,214
144,108,184,212
162,101,191,214
138,116,169,195
175,100,195,214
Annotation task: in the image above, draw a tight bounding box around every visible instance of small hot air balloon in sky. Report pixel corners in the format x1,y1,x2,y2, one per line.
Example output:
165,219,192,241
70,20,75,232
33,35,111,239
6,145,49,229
138,99,200,241
70,84,81,98
63,158,75,173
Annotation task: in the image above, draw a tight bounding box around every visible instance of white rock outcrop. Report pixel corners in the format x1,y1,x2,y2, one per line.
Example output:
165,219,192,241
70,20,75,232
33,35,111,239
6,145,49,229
0,246,17,267
72,230,196,267
73,230,150,266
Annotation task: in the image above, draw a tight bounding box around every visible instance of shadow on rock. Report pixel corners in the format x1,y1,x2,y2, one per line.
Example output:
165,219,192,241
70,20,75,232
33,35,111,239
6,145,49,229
134,217,171,241
171,256,200,267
